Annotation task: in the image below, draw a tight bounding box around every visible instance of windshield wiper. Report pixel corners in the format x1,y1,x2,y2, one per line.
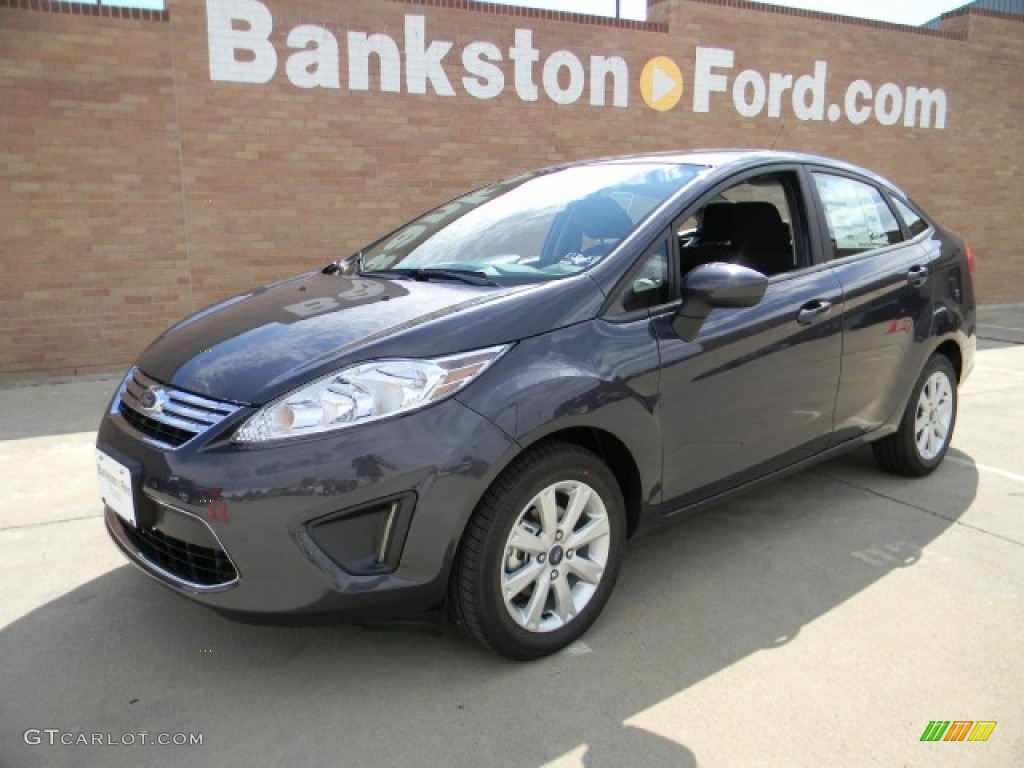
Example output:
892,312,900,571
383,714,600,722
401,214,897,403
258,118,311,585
364,268,499,287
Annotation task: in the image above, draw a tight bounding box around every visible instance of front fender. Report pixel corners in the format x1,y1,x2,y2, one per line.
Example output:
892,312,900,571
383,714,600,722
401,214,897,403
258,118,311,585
457,319,663,511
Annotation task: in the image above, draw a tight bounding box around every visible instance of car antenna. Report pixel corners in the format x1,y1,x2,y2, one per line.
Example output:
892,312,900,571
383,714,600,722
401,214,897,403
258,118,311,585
770,122,785,150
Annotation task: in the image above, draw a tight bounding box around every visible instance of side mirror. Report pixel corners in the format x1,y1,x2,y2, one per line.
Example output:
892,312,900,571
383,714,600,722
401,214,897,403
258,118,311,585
672,263,768,341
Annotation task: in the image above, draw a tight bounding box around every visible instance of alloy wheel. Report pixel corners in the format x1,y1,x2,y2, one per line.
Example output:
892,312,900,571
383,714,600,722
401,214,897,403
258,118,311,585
914,370,954,461
500,480,610,633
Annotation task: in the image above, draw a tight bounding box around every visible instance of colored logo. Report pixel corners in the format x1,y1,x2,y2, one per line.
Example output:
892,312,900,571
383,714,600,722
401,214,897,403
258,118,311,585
641,56,684,112
920,720,997,742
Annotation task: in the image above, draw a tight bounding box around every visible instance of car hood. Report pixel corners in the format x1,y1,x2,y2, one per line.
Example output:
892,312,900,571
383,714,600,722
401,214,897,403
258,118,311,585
135,270,604,404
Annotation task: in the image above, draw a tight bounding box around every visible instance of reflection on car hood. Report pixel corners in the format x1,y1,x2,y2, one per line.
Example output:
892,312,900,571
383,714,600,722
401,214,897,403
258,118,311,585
135,272,529,404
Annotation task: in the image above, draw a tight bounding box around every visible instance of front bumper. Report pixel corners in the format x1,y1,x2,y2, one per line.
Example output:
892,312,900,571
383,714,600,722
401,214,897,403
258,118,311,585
98,381,517,620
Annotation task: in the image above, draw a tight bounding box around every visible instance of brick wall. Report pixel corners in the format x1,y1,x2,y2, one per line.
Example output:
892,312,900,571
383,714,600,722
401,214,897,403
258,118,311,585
0,0,1021,382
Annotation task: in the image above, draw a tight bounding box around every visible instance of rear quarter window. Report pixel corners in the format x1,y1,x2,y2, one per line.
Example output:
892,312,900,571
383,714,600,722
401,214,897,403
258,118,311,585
890,197,930,238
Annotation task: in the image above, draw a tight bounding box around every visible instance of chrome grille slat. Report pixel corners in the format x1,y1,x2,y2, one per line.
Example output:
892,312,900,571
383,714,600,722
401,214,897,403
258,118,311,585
164,389,237,416
159,400,229,425
130,409,211,433
125,378,146,399
117,367,242,449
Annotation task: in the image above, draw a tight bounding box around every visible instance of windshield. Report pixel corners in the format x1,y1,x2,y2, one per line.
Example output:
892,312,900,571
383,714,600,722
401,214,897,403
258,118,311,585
359,162,704,284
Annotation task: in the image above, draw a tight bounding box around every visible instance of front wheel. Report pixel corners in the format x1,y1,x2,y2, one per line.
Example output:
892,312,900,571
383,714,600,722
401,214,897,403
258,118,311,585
872,355,958,477
449,442,626,660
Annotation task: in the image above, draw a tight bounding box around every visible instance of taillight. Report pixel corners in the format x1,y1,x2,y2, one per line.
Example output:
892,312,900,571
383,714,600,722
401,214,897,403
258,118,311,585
965,244,976,276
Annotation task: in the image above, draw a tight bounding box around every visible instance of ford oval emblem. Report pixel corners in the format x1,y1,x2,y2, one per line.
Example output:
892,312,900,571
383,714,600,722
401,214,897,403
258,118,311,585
139,388,166,414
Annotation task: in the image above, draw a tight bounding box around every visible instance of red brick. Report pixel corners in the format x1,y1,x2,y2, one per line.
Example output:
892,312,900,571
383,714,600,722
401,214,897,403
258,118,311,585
0,0,1021,381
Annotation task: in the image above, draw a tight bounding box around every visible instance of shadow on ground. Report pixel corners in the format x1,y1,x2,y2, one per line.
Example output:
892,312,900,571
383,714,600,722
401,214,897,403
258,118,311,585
0,449,979,768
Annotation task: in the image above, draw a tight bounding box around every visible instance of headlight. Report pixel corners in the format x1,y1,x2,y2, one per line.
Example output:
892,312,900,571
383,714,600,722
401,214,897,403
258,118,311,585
233,345,509,443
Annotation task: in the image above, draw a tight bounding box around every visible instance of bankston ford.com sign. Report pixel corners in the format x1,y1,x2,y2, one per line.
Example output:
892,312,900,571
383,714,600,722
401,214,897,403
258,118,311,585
207,0,948,130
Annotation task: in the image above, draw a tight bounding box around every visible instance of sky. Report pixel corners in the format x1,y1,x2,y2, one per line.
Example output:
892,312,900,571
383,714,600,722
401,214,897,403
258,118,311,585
474,0,974,25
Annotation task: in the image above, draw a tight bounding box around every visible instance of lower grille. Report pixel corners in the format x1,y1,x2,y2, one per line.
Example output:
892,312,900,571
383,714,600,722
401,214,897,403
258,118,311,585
122,524,237,587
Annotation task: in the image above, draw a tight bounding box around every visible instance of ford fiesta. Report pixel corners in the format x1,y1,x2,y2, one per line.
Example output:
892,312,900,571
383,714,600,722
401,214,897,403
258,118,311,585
98,150,975,659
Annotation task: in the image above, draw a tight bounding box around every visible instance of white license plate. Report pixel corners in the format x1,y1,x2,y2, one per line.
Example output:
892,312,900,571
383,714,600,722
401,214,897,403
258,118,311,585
97,449,136,527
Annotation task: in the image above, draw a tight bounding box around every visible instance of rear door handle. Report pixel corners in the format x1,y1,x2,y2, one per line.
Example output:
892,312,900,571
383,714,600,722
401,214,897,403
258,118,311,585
907,265,929,286
797,300,833,325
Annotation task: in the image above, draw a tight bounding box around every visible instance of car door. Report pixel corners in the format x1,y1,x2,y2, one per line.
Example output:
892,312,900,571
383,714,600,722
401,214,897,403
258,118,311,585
653,167,843,512
804,169,936,446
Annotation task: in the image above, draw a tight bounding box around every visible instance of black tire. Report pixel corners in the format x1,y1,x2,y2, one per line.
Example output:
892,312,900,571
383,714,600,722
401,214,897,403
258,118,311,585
872,355,958,477
449,441,626,660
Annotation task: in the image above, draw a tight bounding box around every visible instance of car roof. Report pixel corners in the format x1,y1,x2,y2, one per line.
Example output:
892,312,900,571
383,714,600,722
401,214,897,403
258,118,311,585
574,149,907,198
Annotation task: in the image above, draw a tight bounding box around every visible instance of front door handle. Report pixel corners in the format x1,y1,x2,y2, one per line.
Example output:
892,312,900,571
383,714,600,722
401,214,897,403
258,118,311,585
797,300,833,325
907,265,929,287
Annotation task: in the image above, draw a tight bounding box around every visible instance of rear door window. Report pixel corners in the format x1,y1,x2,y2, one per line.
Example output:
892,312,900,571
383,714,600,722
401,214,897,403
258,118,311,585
812,173,903,259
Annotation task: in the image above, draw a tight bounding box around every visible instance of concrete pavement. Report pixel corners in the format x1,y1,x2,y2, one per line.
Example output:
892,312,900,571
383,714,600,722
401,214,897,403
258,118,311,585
978,303,1024,346
1,310,1022,768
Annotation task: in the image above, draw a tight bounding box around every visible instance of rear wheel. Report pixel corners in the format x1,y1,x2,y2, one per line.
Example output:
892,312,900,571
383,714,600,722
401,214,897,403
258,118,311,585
450,442,626,660
872,355,958,476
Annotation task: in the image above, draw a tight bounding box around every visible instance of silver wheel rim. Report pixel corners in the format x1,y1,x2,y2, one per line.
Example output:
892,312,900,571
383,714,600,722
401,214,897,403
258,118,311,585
501,480,611,633
914,370,954,461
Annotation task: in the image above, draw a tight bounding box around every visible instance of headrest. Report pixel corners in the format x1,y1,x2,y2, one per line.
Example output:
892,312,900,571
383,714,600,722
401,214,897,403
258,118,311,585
735,202,789,250
573,196,635,241
700,202,743,243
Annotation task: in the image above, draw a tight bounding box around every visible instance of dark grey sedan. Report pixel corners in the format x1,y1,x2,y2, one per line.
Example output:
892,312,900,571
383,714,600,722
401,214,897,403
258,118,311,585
97,150,976,659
